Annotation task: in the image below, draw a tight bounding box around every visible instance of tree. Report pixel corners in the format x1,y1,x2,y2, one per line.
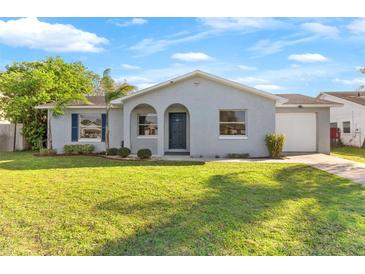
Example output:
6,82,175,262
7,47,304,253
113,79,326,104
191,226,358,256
0,57,98,150
100,69,135,154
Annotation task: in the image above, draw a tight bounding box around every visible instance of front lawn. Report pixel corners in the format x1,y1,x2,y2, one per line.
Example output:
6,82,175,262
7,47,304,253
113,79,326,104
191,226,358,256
331,146,365,163
0,152,364,255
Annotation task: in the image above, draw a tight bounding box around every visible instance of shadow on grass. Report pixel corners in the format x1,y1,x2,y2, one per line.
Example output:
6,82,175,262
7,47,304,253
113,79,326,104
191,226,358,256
0,152,204,170
93,165,364,255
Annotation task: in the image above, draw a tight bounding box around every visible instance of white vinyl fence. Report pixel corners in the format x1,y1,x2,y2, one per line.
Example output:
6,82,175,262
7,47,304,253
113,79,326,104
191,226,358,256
0,122,27,151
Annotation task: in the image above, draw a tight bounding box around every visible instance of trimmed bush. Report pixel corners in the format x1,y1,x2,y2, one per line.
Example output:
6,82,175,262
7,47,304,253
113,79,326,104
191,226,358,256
64,144,95,155
38,148,57,156
227,153,249,159
265,133,285,158
137,148,152,159
106,148,119,156
119,147,131,158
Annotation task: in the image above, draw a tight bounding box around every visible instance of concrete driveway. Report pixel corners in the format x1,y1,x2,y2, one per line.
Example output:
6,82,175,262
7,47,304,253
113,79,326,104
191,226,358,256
284,154,365,184
161,153,365,184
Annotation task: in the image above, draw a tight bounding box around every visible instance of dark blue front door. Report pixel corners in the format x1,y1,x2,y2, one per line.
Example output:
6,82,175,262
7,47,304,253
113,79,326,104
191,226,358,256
169,112,186,149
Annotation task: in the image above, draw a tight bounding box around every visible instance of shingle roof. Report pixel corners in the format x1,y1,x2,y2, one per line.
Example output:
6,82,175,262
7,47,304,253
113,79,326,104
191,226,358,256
322,91,365,106
35,96,106,108
276,93,340,106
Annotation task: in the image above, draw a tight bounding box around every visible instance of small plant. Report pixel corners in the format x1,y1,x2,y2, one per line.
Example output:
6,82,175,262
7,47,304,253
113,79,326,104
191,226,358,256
265,133,285,158
119,147,131,158
64,144,95,155
106,148,119,156
137,148,152,159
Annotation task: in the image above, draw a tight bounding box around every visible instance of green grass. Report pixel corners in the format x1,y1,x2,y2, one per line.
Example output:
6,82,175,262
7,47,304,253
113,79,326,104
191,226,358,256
0,152,364,255
331,147,365,163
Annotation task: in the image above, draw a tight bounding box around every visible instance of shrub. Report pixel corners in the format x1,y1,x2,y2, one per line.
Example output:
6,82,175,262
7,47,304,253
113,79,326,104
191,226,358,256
106,148,119,156
119,147,131,158
227,153,249,159
38,148,57,156
265,133,285,158
137,148,152,159
64,144,95,155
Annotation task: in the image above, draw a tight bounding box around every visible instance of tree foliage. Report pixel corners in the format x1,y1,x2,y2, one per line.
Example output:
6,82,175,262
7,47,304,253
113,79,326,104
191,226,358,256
0,57,98,150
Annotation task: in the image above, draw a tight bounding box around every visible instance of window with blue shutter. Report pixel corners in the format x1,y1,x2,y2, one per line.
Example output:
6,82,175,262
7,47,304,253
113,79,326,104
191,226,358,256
71,113,79,142
101,113,106,142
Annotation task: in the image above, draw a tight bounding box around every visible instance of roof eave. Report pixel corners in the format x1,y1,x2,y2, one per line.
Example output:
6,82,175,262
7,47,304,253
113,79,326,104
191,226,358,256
276,104,342,108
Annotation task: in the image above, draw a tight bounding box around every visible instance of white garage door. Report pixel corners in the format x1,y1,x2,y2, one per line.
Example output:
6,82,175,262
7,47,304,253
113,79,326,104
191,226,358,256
276,113,317,152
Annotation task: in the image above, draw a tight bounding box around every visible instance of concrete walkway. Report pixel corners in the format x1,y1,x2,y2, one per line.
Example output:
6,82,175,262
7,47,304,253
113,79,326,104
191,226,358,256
160,154,365,184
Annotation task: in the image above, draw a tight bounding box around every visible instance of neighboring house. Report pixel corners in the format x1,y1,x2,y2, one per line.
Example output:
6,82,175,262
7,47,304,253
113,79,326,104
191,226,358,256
35,70,338,157
318,91,365,147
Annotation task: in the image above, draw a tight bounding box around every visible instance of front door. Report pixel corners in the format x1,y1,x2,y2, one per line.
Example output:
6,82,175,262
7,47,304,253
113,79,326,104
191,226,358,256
169,112,187,149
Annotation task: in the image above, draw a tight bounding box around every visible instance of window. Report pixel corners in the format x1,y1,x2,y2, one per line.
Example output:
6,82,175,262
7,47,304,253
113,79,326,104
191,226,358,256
330,122,338,129
138,114,158,136
79,114,102,141
343,121,351,133
219,110,246,136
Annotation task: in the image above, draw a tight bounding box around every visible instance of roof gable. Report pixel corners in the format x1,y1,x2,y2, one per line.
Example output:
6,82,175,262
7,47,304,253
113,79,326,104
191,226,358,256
112,70,287,104
321,91,365,107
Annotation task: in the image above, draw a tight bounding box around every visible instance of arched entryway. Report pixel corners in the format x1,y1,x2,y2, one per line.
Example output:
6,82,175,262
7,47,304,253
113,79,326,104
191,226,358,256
164,104,190,155
130,103,158,154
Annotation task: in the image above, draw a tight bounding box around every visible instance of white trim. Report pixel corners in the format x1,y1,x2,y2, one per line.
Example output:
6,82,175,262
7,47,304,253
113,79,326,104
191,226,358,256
219,136,248,140
112,70,287,104
137,135,158,139
78,138,102,143
35,105,120,110
275,104,340,108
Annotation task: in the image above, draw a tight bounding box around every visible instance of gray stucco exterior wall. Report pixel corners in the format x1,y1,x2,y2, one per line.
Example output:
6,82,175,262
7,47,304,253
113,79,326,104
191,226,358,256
275,107,330,154
50,108,123,153
122,76,276,157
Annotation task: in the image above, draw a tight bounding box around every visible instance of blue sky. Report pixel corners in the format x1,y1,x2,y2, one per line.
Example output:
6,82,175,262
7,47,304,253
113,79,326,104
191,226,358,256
0,17,365,96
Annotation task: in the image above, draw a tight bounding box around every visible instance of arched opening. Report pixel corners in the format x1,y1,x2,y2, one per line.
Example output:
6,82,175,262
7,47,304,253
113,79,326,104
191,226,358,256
164,103,190,155
130,103,158,154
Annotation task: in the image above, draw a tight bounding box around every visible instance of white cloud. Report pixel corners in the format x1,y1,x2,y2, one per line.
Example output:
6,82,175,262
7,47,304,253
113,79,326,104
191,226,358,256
238,65,257,71
301,22,339,38
234,77,267,85
288,53,328,63
0,17,107,52
234,76,283,91
254,84,284,91
347,18,365,33
171,52,212,62
129,31,210,56
114,18,147,27
199,17,283,31
248,36,314,56
334,78,365,85
121,64,141,70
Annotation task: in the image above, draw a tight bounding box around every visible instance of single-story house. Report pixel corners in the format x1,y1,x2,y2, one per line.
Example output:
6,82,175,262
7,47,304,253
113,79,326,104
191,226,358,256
35,70,339,157
318,91,365,147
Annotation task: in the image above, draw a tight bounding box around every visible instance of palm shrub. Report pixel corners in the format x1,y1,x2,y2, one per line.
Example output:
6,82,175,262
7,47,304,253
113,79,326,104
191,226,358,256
137,148,152,159
265,133,285,158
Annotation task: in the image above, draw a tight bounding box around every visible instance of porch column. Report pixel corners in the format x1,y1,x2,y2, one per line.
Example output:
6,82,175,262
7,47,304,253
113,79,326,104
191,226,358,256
123,106,131,149
157,107,165,156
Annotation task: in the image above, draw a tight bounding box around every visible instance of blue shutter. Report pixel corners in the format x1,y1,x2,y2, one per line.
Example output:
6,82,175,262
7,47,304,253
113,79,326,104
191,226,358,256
101,113,106,142
71,113,79,142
